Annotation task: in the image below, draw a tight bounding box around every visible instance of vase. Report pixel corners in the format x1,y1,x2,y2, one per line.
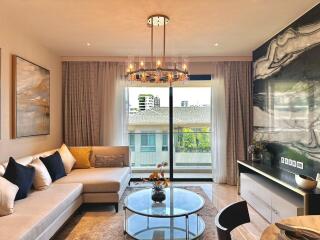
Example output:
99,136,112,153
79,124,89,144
151,188,166,203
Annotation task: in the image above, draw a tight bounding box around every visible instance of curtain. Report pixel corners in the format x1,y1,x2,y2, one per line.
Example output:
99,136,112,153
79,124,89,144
62,62,127,146
211,69,227,183
99,63,128,146
211,62,252,185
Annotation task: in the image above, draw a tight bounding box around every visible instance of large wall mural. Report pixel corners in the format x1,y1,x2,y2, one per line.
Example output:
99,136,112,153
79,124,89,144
253,4,320,178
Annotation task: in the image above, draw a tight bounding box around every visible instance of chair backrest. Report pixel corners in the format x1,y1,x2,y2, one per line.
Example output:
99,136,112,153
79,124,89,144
215,200,250,240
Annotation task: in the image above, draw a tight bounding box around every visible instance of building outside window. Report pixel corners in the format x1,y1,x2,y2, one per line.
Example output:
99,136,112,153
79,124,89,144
162,133,168,151
141,132,156,152
129,133,135,152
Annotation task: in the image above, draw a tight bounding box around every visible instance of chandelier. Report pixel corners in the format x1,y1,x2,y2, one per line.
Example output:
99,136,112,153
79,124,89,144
126,15,189,84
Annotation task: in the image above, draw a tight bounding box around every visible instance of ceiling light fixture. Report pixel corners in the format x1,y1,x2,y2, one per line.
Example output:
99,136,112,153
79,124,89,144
214,43,219,47
126,15,188,85
86,42,91,46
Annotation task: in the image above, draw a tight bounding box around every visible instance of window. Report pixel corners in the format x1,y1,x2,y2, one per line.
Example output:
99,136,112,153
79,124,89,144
141,132,156,152
162,133,168,151
129,133,135,151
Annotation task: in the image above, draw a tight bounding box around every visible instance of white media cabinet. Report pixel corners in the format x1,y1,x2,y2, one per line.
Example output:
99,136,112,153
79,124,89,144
237,160,320,223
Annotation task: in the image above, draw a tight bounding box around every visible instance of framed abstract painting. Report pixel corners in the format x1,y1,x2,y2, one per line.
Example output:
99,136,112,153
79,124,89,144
12,55,50,138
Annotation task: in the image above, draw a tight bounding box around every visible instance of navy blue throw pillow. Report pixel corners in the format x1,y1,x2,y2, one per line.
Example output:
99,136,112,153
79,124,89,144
3,157,35,200
40,151,66,181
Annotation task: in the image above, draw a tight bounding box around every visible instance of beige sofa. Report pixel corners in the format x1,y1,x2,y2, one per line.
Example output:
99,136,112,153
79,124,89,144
0,146,131,240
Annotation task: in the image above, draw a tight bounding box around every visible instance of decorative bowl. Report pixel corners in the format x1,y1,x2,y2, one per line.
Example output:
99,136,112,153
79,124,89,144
295,174,317,191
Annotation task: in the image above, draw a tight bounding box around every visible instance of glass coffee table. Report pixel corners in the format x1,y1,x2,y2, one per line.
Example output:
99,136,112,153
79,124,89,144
123,187,205,240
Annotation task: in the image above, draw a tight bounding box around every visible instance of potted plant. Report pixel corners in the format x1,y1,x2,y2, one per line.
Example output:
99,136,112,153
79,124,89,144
248,134,266,162
145,161,170,203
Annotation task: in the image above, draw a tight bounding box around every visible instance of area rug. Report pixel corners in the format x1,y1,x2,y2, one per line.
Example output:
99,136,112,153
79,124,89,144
54,186,217,240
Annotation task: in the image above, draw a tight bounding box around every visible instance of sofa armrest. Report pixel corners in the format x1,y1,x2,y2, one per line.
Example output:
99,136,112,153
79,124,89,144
91,146,130,167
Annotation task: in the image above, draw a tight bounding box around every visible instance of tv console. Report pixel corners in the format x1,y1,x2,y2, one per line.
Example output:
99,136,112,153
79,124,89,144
237,160,320,223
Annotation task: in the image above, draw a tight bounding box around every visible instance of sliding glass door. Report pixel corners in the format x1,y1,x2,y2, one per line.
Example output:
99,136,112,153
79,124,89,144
128,87,170,179
172,86,212,179
128,81,212,180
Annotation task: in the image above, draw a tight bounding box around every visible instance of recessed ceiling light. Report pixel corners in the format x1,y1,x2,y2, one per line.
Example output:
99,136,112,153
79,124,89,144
86,42,91,46
214,43,219,47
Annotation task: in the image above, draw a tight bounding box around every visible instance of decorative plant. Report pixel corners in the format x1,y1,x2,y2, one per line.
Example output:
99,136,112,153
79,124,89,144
145,161,170,191
248,133,266,155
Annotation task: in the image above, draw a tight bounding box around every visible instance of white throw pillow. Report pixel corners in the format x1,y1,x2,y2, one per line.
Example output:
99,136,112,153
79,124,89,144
0,177,19,216
28,158,52,190
0,164,5,176
58,144,76,174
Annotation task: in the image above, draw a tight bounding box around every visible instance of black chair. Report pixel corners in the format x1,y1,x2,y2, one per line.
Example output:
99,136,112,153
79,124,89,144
215,200,250,240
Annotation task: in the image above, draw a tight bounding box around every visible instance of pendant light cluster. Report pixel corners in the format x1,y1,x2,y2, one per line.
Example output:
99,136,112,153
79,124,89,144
126,15,189,84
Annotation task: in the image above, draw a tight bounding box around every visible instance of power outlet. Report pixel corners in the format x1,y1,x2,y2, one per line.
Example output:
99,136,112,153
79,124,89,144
285,158,289,164
297,161,304,169
292,160,297,167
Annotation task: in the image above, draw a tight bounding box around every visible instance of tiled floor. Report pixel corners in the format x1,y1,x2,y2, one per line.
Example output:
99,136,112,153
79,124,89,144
170,182,269,240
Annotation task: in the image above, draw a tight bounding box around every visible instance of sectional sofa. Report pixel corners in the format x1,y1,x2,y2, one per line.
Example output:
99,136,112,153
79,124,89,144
0,146,131,240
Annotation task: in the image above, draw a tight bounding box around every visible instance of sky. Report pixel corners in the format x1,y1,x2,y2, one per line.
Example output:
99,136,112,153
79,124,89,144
128,87,211,108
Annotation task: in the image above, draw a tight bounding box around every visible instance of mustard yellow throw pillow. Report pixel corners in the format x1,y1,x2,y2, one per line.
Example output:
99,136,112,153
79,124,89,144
69,147,92,169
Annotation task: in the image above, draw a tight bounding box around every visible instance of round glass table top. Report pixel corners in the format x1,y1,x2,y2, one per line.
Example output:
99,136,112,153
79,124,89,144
124,187,205,217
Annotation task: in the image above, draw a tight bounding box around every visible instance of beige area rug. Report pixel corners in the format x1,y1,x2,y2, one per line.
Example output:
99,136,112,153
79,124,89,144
54,186,217,240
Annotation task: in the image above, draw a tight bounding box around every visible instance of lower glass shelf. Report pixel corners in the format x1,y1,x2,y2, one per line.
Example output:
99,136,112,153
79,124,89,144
125,214,205,240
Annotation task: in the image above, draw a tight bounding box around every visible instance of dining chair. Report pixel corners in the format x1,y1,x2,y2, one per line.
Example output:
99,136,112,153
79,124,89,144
215,200,251,240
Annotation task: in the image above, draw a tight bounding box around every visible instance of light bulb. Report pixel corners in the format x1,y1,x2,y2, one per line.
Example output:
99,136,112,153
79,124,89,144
140,61,144,67
183,64,187,71
156,60,161,67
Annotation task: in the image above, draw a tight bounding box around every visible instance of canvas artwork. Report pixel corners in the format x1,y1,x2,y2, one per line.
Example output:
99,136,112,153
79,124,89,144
253,5,320,177
12,56,50,138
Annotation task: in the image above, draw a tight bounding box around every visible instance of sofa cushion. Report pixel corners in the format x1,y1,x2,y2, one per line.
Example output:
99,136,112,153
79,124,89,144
91,146,129,167
0,177,19,216
0,164,5,176
40,151,66,182
55,167,130,193
3,157,35,200
69,147,91,169
28,158,52,190
58,144,76,174
0,183,82,240
94,154,124,168
32,150,58,163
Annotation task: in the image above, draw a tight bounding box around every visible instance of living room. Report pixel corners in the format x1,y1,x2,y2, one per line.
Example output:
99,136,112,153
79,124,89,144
0,1,320,240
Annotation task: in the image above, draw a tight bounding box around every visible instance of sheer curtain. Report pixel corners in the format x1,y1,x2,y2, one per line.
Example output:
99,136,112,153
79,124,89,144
99,62,128,146
211,62,252,185
211,64,227,183
62,61,128,146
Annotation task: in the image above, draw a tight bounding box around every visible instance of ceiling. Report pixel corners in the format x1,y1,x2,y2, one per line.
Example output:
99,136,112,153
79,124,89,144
1,0,319,57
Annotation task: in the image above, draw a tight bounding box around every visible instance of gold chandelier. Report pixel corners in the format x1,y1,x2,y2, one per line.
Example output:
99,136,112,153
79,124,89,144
126,15,188,84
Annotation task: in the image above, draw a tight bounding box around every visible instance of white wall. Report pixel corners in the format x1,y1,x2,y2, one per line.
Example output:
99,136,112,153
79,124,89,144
0,16,62,163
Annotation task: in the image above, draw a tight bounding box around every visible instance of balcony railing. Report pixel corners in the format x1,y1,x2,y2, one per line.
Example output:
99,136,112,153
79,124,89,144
128,132,212,169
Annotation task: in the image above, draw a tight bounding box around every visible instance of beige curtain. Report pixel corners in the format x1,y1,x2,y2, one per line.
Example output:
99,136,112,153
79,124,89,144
99,63,128,146
212,61,252,185
211,66,227,183
62,62,127,146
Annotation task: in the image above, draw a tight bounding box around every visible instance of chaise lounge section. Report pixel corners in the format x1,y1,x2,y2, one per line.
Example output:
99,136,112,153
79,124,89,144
0,146,130,240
